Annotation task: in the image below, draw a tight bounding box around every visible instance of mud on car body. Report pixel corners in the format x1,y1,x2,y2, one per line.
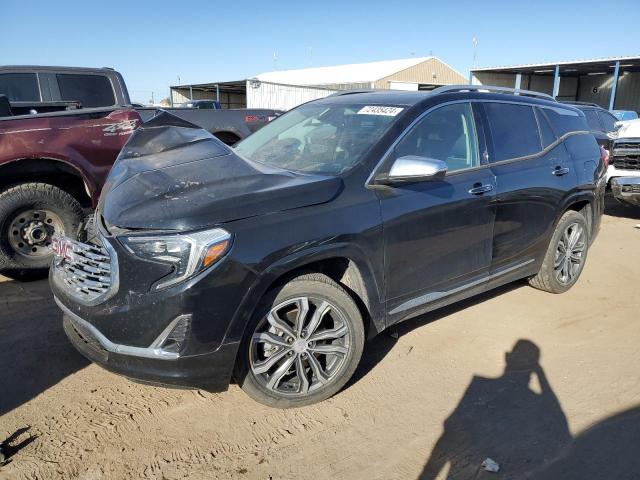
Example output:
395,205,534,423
51,87,606,407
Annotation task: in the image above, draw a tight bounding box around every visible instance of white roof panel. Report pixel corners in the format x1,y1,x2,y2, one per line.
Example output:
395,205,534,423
473,55,640,72
256,57,433,86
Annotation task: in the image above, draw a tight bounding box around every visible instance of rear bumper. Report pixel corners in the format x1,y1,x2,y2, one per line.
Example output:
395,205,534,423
611,177,640,207
60,299,238,391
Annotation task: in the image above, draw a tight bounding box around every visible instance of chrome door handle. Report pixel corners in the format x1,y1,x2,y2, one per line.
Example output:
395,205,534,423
553,166,570,176
468,184,494,195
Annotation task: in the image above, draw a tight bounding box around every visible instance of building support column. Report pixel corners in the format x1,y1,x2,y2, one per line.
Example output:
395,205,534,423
515,73,522,90
189,86,193,100
552,65,560,98
609,60,620,111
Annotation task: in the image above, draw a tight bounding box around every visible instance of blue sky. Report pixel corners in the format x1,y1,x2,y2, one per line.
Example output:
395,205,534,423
2,0,639,103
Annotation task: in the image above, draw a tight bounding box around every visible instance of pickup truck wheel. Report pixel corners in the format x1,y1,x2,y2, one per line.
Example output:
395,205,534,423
529,210,589,294
235,273,364,408
0,183,84,273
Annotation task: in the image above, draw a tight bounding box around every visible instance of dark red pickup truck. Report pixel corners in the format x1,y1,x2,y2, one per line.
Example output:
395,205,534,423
0,98,140,273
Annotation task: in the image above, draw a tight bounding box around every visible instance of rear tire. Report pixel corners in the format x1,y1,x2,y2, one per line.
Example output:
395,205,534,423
529,210,589,294
0,183,84,275
234,273,365,408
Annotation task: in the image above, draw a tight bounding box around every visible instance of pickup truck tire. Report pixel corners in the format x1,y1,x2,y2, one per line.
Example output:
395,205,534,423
529,210,589,294
235,273,365,408
0,183,84,274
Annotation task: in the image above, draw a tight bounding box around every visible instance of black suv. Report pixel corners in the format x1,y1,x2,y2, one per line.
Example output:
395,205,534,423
561,101,618,148
51,86,606,407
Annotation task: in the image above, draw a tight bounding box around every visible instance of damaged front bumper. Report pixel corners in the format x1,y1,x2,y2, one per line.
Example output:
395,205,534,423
611,177,640,207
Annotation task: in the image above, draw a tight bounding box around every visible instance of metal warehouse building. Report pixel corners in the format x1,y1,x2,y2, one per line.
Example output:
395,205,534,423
472,56,640,112
170,56,466,111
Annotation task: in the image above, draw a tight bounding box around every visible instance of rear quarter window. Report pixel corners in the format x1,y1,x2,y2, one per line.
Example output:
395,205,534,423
542,107,589,136
56,74,115,107
583,109,602,132
597,111,617,133
0,73,40,101
484,102,542,161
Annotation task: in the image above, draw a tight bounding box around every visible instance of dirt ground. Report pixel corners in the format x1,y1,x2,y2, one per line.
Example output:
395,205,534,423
1,198,639,480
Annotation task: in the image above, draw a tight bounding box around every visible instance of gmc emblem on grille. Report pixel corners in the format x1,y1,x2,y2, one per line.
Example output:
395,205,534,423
51,236,74,264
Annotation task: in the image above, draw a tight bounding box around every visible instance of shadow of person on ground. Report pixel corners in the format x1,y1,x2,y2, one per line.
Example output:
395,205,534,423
0,277,88,416
0,427,37,466
420,339,571,479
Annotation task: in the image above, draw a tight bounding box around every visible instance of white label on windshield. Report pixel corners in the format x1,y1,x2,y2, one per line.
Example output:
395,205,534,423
357,106,404,116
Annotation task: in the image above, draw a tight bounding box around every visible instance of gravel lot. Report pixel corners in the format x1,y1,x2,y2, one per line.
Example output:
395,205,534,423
1,198,639,480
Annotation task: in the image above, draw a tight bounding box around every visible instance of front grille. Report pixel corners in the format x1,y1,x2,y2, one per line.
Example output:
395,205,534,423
612,156,640,170
622,184,640,194
52,236,117,305
612,141,640,171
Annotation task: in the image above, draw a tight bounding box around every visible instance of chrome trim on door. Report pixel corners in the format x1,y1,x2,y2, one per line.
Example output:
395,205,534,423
389,259,535,315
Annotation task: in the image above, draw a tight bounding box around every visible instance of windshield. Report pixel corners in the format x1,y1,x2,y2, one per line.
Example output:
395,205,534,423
234,103,402,175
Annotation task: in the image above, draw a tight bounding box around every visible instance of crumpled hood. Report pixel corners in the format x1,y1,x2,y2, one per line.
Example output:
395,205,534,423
98,112,342,230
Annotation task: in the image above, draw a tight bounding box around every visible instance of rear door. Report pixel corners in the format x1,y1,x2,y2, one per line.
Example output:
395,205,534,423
481,102,577,273
380,102,497,322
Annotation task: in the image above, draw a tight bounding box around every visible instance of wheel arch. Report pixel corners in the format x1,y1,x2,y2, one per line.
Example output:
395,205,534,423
557,192,595,239
0,158,94,207
225,247,386,350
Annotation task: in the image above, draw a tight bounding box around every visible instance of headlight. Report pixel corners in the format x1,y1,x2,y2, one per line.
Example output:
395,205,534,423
119,228,231,290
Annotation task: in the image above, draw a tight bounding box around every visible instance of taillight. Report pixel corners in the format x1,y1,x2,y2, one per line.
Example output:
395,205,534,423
244,115,259,123
600,146,609,168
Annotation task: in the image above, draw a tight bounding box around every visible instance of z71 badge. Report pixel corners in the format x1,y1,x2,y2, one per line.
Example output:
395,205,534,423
102,119,138,136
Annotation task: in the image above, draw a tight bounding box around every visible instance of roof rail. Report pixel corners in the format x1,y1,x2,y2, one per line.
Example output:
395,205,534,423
430,85,556,101
328,89,376,97
560,100,601,108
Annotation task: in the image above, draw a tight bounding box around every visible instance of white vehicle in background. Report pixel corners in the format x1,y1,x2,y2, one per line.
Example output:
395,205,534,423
608,119,640,206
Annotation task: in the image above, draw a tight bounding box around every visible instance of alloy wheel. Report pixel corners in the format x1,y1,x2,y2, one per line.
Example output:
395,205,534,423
554,222,586,285
249,296,351,397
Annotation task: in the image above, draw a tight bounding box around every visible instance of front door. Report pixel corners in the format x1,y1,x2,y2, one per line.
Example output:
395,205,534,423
378,102,496,322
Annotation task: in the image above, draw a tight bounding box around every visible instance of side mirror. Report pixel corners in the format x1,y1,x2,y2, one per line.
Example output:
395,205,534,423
376,156,447,185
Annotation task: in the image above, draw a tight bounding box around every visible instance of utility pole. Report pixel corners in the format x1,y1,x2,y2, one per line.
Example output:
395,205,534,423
469,36,479,83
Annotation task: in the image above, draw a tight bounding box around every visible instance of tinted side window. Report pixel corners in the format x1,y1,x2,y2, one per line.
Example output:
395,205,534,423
535,108,557,148
56,74,115,107
484,103,541,161
0,73,40,101
598,111,617,133
583,109,602,131
543,107,588,136
395,102,479,172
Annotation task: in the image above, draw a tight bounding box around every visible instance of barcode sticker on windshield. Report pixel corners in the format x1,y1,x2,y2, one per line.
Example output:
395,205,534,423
357,106,404,116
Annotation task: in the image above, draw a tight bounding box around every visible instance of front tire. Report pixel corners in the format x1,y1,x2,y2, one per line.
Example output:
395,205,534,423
0,183,84,275
235,273,365,408
529,210,589,294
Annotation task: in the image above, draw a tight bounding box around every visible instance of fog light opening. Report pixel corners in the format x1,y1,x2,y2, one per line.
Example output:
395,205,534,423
153,314,192,356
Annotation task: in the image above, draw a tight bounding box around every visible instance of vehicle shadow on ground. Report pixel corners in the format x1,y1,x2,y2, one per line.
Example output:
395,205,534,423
348,282,524,389
0,277,88,417
604,193,640,220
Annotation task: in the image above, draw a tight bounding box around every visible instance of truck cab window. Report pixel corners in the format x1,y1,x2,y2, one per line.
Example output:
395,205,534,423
0,73,40,101
56,74,115,108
